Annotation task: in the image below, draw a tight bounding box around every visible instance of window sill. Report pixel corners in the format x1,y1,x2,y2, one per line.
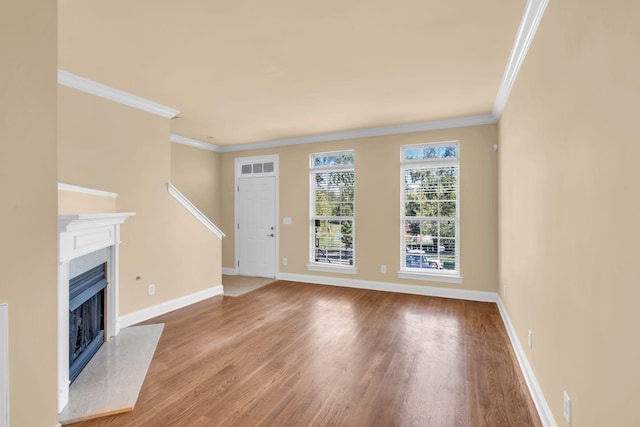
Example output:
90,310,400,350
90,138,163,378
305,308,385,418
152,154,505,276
307,263,358,275
397,270,463,284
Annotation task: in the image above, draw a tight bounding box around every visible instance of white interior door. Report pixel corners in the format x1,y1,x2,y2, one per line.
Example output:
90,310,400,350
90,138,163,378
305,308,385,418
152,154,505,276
238,176,276,278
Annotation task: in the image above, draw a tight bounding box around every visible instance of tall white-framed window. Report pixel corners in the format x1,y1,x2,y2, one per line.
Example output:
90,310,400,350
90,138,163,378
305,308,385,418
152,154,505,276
308,150,356,274
399,141,462,283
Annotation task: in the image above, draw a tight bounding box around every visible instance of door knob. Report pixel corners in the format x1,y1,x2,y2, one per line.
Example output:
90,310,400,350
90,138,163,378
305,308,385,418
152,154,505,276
267,233,274,237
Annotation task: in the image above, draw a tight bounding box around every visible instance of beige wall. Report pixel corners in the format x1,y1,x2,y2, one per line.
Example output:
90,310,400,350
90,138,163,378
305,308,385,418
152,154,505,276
221,124,498,293
58,86,222,315
498,0,640,425
171,142,222,224
58,189,116,214
0,1,59,426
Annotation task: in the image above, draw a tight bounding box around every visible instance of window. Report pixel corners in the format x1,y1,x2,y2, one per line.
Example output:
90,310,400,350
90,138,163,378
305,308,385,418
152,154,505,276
309,151,356,273
240,160,275,175
400,142,461,282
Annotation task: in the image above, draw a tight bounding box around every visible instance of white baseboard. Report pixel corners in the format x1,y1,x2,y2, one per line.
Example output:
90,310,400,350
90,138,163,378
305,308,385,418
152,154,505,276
496,297,557,427
222,267,238,276
275,272,497,302
119,285,223,328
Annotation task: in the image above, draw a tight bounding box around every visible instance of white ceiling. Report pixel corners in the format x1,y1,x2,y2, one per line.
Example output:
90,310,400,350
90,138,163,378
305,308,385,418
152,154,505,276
58,0,529,147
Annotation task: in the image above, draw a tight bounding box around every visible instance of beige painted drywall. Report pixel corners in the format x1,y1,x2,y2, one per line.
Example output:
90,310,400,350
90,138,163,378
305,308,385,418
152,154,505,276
498,0,640,425
171,142,222,224
58,86,222,316
221,124,498,293
58,189,116,213
0,1,59,426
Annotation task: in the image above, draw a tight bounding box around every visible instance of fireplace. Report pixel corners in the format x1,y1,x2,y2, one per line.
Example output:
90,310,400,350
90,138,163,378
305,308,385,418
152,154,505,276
58,212,135,412
68,263,108,383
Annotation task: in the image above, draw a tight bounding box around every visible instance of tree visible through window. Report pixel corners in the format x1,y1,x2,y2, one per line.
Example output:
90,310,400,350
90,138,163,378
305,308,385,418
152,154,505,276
401,142,459,275
310,151,355,267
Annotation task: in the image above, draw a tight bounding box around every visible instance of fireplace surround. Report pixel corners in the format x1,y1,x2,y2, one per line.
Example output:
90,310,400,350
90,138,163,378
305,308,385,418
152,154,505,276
58,212,134,413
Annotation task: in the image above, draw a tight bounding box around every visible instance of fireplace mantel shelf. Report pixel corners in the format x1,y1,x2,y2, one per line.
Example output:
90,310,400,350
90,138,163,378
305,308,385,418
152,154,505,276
59,212,136,232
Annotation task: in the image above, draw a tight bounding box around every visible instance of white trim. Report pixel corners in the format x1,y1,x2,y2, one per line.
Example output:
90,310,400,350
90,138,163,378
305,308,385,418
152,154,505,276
170,134,222,153
396,271,463,284
219,114,496,153
492,0,549,118
234,155,280,279
167,183,225,240
496,297,557,427
222,267,238,276
57,70,180,119
307,263,358,275
57,183,118,198
119,285,224,328
0,304,8,427
276,272,496,302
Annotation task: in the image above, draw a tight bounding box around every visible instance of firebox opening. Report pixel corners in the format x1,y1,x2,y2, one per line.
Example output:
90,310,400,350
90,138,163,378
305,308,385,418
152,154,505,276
69,263,108,384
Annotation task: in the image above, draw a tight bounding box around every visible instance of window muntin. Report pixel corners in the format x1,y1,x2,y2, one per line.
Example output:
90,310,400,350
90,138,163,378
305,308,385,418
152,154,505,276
401,142,459,276
310,151,355,267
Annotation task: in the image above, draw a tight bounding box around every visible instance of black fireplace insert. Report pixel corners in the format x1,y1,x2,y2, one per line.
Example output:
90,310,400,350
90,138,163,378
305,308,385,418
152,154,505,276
69,263,108,383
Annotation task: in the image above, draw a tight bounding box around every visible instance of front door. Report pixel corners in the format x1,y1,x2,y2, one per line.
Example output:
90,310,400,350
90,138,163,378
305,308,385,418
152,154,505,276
238,176,276,278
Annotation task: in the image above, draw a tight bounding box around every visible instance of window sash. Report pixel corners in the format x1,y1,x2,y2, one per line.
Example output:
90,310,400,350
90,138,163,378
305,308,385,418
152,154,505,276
310,151,355,267
400,146,459,275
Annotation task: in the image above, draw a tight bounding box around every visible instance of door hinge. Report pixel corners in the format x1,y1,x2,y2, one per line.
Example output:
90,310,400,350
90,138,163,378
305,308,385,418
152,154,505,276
237,185,240,192
237,223,239,230
237,260,240,267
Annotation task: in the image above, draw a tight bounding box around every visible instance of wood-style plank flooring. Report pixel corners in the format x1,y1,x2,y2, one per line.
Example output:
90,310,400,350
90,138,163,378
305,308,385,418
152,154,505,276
71,281,541,427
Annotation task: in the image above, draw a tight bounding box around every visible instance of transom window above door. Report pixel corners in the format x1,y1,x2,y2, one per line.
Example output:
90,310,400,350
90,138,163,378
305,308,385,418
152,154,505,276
239,160,276,176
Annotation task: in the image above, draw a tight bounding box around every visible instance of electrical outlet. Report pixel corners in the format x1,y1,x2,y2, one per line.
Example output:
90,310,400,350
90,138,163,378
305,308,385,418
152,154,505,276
503,285,507,297
283,258,288,266
563,391,571,424
381,265,387,273
148,284,155,296
528,330,533,348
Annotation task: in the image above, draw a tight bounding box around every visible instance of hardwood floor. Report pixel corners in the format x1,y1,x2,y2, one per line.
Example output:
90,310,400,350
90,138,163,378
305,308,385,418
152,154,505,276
71,281,541,427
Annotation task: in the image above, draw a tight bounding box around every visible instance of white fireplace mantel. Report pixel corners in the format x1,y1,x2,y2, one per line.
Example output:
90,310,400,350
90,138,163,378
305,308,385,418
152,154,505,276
58,212,135,413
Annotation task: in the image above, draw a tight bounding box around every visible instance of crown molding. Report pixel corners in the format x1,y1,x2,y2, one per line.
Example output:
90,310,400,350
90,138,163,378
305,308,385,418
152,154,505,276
218,114,497,153
170,134,222,152
58,183,118,198
493,0,549,118
57,70,180,119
